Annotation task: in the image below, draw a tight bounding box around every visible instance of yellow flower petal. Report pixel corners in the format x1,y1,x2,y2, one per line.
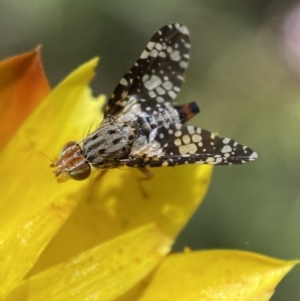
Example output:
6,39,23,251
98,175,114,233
0,50,294,301
138,250,299,301
0,58,104,244
8,224,171,301
0,55,212,283
29,165,212,274
89,164,213,239
0,48,50,150
0,195,82,299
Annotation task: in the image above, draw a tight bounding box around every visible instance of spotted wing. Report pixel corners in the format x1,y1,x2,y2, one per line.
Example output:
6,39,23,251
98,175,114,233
127,124,258,167
105,23,190,117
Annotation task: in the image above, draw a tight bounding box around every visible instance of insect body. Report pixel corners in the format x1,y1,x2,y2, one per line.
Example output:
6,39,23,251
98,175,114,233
51,23,258,181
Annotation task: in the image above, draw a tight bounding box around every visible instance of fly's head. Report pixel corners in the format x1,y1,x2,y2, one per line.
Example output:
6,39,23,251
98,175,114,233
51,141,91,182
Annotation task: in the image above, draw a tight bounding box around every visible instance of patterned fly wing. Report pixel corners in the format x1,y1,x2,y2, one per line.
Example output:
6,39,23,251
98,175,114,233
126,124,258,168
51,23,258,182
105,23,190,117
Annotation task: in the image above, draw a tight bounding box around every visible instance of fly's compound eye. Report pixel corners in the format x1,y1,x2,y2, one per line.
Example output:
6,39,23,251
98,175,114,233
69,163,91,181
61,141,77,154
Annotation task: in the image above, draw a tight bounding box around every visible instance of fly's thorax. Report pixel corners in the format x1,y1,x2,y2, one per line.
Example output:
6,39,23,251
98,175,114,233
82,123,134,168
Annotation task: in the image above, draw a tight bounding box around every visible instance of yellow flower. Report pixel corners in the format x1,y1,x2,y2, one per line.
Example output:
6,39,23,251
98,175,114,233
0,49,297,301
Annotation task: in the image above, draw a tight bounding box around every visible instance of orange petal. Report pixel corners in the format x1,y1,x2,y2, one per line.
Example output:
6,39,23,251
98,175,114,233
0,58,100,245
138,250,299,301
0,48,50,150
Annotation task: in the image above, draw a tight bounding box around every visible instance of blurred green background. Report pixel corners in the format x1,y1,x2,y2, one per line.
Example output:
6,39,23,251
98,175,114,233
1,0,300,300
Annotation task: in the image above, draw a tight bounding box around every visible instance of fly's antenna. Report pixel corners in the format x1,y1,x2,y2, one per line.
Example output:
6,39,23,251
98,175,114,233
38,150,55,165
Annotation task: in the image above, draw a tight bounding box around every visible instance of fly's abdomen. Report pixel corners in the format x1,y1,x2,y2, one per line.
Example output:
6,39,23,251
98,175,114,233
145,103,180,130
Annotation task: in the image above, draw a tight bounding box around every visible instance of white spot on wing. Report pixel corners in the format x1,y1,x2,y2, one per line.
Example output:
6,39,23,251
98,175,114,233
147,41,155,50
206,157,215,163
215,157,223,164
175,131,182,137
162,161,169,166
159,51,166,58
144,75,162,90
140,50,149,59
120,78,128,86
179,61,188,69
142,74,149,82
155,43,163,51
250,151,258,160
150,49,158,57
179,25,189,35
221,145,232,153
182,135,191,144
187,126,195,135
162,81,173,90
174,138,182,146
149,91,157,98
192,134,202,143
156,87,166,95
168,90,177,99
170,50,180,61
179,143,197,155
223,138,231,144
